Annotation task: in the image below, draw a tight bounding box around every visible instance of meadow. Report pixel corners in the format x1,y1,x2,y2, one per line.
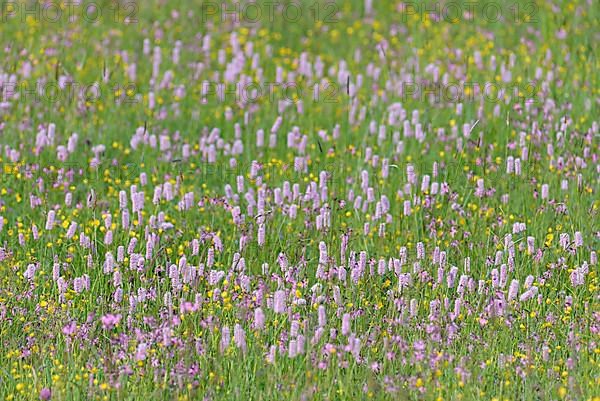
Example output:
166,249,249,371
0,0,598,400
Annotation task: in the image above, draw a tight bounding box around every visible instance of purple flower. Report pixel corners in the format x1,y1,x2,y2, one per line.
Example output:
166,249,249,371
254,308,265,330
273,290,286,314
39,388,51,400
100,314,121,330
62,322,76,336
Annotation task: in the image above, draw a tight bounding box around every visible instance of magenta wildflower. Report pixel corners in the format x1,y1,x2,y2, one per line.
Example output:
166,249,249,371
39,388,51,400
274,290,286,314
100,314,121,330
